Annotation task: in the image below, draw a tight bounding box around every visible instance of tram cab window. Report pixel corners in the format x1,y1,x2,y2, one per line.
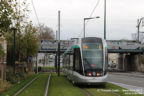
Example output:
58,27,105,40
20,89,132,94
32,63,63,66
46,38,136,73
74,48,83,74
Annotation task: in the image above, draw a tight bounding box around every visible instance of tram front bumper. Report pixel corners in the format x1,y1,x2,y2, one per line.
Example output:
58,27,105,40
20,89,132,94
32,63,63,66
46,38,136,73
73,73,108,84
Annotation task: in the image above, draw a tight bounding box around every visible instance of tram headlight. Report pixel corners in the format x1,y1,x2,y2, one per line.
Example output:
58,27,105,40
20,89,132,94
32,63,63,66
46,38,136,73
88,72,92,76
96,73,100,76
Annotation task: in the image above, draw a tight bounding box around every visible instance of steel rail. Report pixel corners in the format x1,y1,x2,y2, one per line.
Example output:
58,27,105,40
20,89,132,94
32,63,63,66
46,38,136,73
80,88,92,96
13,76,39,96
43,73,52,96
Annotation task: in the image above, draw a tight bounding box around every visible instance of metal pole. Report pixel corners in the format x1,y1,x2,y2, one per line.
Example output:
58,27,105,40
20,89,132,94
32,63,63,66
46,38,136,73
58,11,60,41
58,11,61,76
55,30,58,73
56,30,58,40
84,19,85,38
137,19,140,42
58,42,60,76
13,29,16,74
36,53,38,74
55,54,57,73
104,0,106,40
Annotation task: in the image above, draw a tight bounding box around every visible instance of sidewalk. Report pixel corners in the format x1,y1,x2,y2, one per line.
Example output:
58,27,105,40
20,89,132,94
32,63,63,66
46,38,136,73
109,72,144,78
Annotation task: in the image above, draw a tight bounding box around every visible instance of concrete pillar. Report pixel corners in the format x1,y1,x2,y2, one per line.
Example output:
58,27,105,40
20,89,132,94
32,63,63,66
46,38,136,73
140,55,144,72
118,54,125,71
124,54,141,72
132,54,141,72
124,55,130,71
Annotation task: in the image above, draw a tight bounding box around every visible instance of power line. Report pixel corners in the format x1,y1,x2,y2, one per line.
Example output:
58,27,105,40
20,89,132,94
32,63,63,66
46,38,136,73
89,0,101,17
77,0,101,38
31,0,40,26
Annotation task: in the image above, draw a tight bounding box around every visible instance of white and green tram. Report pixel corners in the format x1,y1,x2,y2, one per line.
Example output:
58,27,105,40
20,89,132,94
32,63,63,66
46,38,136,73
62,37,108,85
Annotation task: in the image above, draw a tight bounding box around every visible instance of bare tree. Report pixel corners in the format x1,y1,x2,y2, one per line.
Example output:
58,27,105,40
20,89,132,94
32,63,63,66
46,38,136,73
37,24,55,40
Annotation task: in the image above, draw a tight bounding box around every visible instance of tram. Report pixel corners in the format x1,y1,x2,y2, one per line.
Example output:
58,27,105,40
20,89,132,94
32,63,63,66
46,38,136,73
62,37,108,85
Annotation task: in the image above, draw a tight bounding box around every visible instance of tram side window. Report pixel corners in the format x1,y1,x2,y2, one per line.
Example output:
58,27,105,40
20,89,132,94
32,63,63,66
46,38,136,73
74,48,83,74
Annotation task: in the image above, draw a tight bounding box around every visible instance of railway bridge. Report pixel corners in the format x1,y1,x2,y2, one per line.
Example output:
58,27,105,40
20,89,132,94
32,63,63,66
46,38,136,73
38,40,143,53
107,40,144,72
38,40,144,72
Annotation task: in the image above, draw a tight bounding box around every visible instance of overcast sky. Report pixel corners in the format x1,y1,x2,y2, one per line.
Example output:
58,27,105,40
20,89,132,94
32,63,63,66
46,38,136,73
27,0,144,40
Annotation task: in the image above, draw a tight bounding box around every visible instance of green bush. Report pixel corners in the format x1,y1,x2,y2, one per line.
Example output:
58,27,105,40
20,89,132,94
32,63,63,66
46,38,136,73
6,72,25,84
0,78,12,92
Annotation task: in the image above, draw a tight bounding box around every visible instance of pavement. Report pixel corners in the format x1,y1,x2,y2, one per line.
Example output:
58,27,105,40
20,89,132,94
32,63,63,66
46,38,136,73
108,72,144,95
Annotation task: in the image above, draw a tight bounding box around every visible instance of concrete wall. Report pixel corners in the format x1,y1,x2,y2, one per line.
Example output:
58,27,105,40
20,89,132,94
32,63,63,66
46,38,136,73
139,55,144,72
118,54,144,72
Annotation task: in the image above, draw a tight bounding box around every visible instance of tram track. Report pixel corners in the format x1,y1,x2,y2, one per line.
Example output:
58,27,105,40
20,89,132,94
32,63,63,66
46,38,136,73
13,73,51,96
43,73,51,96
80,88,92,96
13,75,39,96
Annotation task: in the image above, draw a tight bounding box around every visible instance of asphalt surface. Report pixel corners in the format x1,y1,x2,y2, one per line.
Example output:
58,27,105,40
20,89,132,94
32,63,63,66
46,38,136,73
107,72,144,94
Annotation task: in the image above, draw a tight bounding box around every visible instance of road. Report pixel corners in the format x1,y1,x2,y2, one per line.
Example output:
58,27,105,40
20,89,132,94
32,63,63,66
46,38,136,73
107,72,144,94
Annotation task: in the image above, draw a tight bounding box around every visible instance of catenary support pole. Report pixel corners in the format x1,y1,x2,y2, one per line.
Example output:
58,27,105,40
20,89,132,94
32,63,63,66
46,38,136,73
36,53,38,74
12,28,17,74
104,0,106,40
84,19,85,38
58,10,61,76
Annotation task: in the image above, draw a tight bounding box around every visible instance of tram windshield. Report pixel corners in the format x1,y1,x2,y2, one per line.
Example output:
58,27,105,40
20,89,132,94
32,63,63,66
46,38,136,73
82,43,103,70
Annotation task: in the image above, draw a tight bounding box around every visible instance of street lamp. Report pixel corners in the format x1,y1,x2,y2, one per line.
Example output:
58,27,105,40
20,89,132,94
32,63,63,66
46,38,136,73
83,16,100,38
104,0,106,40
137,17,144,42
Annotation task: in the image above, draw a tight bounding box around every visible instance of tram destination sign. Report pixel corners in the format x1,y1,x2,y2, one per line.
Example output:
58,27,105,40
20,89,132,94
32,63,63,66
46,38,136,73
40,40,70,51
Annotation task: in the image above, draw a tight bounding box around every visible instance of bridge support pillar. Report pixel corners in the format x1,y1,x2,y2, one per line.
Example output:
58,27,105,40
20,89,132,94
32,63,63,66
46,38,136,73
124,54,141,72
118,54,125,71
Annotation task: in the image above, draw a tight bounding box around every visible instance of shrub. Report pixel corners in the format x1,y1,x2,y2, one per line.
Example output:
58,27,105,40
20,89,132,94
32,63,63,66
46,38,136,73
6,72,25,84
24,72,34,79
0,78,12,93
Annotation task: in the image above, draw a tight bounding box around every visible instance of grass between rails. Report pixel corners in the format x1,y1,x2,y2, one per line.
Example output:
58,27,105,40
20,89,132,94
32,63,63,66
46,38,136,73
18,73,49,96
49,73,144,96
86,83,144,96
41,66,55,70
48,73,87,96
0,74,37,96
2,72,143,96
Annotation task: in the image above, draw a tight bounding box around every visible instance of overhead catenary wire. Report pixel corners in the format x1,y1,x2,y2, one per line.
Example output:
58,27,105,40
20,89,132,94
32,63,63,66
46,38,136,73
89,0,101,18
77,0,101,38
31,0,42,39
31,0,40,26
